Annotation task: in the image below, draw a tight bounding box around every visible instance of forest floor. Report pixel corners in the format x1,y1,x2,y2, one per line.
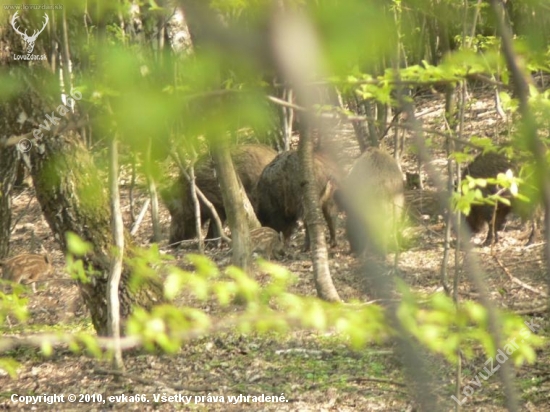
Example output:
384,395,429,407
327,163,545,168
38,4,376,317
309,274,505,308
1,87,549,411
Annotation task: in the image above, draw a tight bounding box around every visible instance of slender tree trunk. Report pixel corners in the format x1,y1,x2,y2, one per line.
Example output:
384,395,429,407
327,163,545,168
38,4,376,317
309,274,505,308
270,7,341,301
107,135,124,371
146,138,162,243
188,161,205,253
298,126,341,302
490,2,546,409
129,153,137,224
147,174,162,243
211,139,251,269
347,95,369,153
282,87,294,151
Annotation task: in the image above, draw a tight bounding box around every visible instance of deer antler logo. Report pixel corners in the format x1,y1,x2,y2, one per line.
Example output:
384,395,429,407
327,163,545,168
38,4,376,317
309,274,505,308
10,12,49,54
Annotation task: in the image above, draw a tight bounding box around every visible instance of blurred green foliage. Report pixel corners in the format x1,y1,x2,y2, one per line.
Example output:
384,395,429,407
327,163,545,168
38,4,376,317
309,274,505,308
397,281,543,365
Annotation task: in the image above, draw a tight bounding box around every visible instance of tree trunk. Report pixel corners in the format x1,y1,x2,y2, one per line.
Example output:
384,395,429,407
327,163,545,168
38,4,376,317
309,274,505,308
270,7,341,302
0,19,34,258
347,95,370,153
178,1,258,265
0,146,18,259
30,132,164,336
0,0,164,337
146,138,162,243
298,126,341,302
107,135,124,370
188,161,205,253
147,174,162,243
211,139,251,269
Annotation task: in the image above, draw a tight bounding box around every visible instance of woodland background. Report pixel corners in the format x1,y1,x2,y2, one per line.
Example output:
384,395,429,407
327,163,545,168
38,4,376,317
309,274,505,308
1,1,550,411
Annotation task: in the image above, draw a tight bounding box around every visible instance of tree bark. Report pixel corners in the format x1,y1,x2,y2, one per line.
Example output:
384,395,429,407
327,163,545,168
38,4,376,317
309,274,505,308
146,138,162,243
107,135,124,370
211,140,251,269
0,14,32,258
188,161,205,253
298,126,341,302
30,132,164,336
0,0,164,339
0,23,36,259
0,146,18,259
270,6,340,301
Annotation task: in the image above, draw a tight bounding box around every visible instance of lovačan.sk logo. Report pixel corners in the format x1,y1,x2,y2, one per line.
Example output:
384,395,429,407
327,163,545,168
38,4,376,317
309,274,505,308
10,11,48,54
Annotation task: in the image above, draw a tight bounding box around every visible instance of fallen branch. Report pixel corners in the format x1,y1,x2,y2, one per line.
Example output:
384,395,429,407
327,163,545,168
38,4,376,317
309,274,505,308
493,256,548,297
513,306,548,316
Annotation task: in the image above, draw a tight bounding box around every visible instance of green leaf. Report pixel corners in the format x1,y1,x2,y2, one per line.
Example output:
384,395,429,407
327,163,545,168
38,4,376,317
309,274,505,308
66,232,93,256
0,358,21,379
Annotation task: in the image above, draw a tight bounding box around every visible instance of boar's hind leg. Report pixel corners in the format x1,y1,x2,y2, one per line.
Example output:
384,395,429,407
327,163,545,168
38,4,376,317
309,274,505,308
322,204,338,248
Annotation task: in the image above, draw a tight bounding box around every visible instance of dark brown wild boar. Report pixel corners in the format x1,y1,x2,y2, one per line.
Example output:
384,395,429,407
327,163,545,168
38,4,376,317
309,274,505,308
162,144,277,245
254,150,340,250
461,151,515,245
